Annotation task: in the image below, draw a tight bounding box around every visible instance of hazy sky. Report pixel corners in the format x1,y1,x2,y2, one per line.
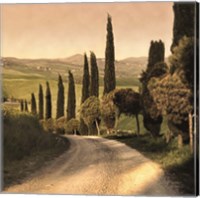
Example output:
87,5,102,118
2,2,174,60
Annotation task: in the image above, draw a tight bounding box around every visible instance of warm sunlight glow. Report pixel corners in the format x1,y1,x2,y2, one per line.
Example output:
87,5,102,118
2,2,173,59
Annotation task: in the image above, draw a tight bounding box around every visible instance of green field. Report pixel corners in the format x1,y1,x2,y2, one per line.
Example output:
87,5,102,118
3,66,139,124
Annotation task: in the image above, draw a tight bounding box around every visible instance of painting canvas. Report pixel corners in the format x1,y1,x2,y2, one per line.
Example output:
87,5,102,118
1,1,198,196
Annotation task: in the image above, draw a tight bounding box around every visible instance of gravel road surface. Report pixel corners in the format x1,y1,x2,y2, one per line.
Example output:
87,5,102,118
4,135,179,195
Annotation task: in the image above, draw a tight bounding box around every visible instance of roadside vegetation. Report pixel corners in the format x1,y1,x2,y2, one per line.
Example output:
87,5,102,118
3,107,70,188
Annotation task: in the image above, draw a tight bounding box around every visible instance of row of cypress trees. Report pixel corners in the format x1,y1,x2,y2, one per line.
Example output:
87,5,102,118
20,99,29,112
80,14,116,101
20,14,116,135
79,14,116,134
21,70,76,121
79,52,99,134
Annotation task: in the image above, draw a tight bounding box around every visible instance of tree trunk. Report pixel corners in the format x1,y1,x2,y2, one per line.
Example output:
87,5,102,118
88,125,92,136
107,128,111,135
114,109,119,129
166,130,173,143
189,113,193,154
177,133,183,148
95,119,100,136
135,114,140,135
74,129,77,135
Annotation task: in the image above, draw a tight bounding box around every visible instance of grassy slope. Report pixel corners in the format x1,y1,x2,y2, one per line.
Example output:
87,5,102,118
3,108,70,188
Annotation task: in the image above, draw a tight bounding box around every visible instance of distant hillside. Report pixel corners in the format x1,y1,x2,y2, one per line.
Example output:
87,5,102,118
59,54,84,65
3,55,147,86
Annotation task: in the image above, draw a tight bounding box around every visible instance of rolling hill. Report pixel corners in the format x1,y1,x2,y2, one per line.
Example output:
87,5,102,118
3,54,147,86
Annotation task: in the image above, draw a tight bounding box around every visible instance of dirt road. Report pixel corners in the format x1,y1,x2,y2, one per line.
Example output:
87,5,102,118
4,135,179,195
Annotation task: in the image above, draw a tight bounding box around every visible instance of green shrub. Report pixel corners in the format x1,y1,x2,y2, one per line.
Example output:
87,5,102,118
3,108,67,162
65,118,80,134
40,118,55,133
55,116,66,134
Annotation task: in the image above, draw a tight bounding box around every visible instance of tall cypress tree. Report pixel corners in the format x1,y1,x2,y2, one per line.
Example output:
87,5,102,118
170,2,196,90
67,70,76,121
80,53,90,135
140,40,165,137
20,99,24,112
171,2,195,52
38,84,44,119
24,100,28,112
81,53,90,103
90,51,99,97
31,93,37,115
56,74,65,119
104,14,116,95
147,40,165,70
45,81,52,119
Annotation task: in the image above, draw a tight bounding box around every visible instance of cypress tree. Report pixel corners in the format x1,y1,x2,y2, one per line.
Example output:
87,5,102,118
170,3,196,90
81,53,90,103
31,93,37,115
56,74,65,119
90,51,99,97
140,40,165,137
20,99,24,112
38,84,44,120
24,100,28,112
104,14,116,95
67,70,76,121
45,81,52,119
80,53,90,135
147,40,165,70
171,2,195,52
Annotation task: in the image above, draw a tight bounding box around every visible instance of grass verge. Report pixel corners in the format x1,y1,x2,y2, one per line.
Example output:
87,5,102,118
105,133,195,195
3,108,70,189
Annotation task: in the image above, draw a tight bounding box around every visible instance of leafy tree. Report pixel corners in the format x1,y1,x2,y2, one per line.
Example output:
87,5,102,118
104,14,116,94
101,89,118,134
55,116,66,134
65,118,80,135
113,89,141,135
41,118,55,133
171,2,195,52
67,70,76,121
20,99,24,112
148,73,193,147
80,53,90,135
45,81,52,119
31,93,37,115
169,36,195,90
140,41,166,137
56,74,65,119
147,3,196,151
24,100,28,112
38,84,44,120
80,96,101,135
90,51,99,97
